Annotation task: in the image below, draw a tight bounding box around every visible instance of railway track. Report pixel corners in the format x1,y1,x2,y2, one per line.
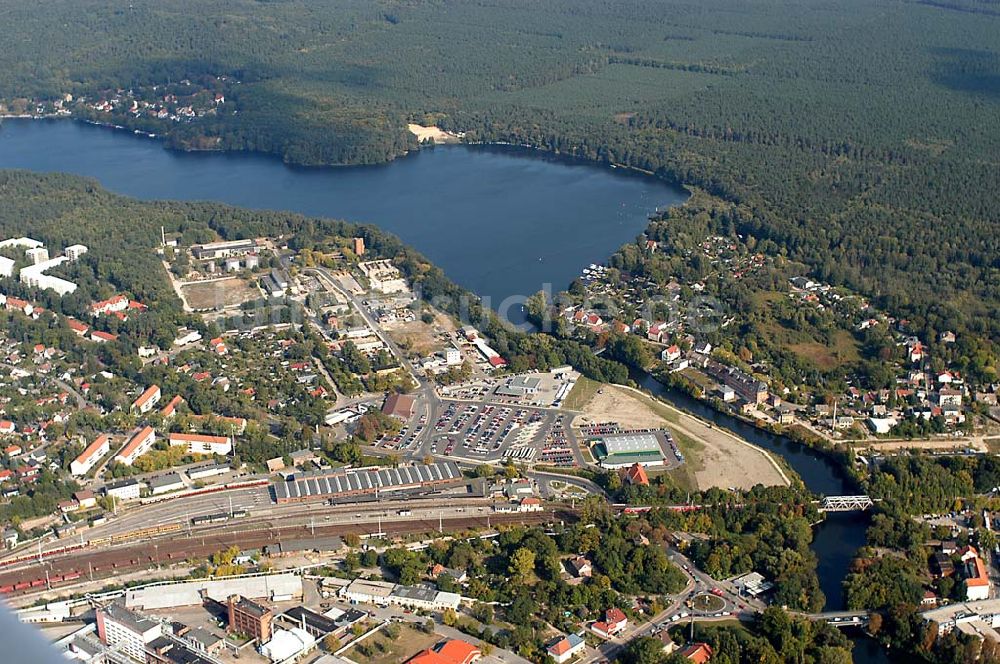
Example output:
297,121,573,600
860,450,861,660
0,510,574,597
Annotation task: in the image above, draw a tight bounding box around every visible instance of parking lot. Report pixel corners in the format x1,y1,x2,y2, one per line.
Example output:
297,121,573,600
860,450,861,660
422,400,581,466
374,412,428,452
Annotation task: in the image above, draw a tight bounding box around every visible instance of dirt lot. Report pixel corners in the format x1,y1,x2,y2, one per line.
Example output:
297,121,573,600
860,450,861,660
385,311,458,357
180,278,258,310
573,384,789,491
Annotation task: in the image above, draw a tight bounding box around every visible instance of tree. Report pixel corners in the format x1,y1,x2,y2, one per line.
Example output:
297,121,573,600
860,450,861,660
323,634,341,651
442,608,458,626
508,547,536,584
471,602,494,625
621,636,668,664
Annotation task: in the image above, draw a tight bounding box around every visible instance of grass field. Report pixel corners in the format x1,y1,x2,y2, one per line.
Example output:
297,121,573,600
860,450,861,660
787,329,861,371
563,376,602,411
344,624,439,664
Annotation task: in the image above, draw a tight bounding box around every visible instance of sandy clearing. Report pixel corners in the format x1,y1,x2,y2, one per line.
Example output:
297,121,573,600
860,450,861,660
573,384,789,491
407,123,460,144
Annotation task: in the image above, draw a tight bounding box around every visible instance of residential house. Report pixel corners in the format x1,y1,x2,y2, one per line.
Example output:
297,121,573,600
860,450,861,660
661,345,681,363
131,385,161,415
547,633,586,663
115,426,156,466
592,608,628,638
680,642,714,663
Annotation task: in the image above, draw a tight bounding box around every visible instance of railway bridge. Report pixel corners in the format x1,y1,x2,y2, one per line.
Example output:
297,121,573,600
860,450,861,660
816,495,875,512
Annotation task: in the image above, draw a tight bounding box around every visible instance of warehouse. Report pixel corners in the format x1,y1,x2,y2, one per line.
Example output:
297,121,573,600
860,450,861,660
593,433,667,469
272,461,463,504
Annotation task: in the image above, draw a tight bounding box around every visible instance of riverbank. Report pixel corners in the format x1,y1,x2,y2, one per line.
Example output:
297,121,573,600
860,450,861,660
651,368,858,477
573,381,791,490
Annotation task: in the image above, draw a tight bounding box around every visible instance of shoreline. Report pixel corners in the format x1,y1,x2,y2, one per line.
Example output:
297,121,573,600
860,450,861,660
2,114,691,203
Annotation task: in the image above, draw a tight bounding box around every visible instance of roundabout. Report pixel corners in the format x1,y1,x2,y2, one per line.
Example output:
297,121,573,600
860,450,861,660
689,592,727,614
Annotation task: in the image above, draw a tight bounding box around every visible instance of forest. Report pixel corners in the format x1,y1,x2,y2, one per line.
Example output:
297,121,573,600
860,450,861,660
0,0,996,358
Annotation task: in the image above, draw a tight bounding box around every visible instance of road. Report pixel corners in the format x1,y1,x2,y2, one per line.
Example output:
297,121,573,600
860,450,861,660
576,546,762,663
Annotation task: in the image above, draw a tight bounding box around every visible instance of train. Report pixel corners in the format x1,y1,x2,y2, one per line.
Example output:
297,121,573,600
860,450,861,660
0,571,81,595
190,509,249,526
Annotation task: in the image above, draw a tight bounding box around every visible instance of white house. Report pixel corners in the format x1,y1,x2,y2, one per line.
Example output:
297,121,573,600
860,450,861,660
168,433,233,456
115,426,156,466
71,434,111,476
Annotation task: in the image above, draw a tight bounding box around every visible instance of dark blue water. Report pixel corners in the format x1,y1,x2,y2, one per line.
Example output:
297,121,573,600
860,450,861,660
0,118,885,661
0,119,686,325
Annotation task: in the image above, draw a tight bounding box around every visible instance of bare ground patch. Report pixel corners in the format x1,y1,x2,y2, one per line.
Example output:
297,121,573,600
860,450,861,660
180,278,258,310
385,311,457,357
573,384,788,491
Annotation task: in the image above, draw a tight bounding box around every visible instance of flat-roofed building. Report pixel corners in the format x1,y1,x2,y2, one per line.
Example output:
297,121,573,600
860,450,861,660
25,246,50,265
19,256,77,295
0,237,43,250
65,244,88,261
191,239,259,260
227,594,273,643
71,434,111,476
96,603,163,662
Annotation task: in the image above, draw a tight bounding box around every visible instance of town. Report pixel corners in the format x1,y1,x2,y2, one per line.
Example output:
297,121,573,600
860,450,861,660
0,224,783,664
0,202,997,664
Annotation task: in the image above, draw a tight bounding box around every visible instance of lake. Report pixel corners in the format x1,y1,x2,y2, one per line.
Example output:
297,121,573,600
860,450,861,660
0,119,686,325
0,118,889,661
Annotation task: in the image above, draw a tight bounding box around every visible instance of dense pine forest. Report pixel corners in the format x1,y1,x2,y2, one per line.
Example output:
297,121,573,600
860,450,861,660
0,0,997,358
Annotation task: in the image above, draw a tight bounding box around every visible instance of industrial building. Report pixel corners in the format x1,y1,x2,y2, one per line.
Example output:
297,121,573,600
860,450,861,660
339,579,462,610
191,239,260,260
125,572,302,611
227,594,273,643
592,432,667,469
272,461,463,504
149,473,186,496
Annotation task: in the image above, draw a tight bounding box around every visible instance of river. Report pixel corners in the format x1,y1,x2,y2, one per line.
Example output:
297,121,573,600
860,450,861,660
631,373,890,663
0,118,886,661
0,119,686,325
